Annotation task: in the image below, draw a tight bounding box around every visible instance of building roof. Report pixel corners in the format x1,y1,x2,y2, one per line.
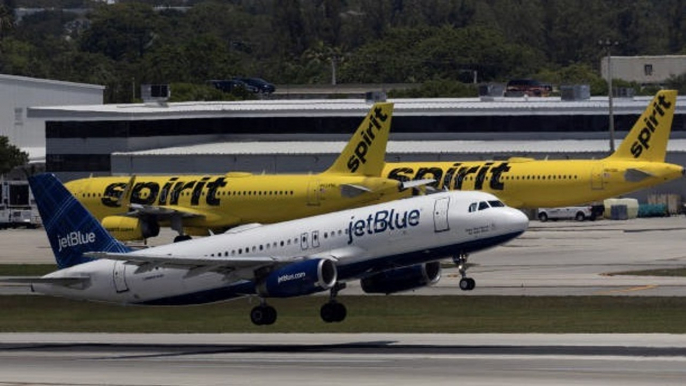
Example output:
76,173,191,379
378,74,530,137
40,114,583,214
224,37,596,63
0,73,105,91
28,95,686,121
114,139,686,157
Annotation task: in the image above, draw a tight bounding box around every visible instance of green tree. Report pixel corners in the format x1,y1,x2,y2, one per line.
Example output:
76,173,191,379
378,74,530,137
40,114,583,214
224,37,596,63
79,2,159,61
0,3,14,40
0,136,28,175
388,79,478,98
666,72,686,94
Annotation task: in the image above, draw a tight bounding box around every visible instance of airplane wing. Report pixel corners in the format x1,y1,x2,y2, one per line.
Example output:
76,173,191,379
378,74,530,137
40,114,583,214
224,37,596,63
83,251,304,279
403,179,435,189
127,203,206,219
341,179,435,198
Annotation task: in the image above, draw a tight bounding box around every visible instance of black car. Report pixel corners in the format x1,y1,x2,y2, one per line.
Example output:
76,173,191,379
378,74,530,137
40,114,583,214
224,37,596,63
234,77,276,94
209,79,258,93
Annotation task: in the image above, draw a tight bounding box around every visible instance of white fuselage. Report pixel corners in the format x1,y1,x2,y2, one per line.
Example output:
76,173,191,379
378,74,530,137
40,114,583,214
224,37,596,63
34,191,528,305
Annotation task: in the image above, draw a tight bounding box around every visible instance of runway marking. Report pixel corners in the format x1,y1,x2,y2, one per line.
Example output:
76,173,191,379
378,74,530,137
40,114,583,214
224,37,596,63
594,285,657,295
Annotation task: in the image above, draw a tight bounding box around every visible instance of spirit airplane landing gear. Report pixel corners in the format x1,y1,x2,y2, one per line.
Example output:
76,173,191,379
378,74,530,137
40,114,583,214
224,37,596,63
453,254,476,291
320,283,347,323
250,300,277,326
171,215,192,243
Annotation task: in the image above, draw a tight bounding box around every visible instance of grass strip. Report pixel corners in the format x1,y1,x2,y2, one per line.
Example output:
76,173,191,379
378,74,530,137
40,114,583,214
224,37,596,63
0,264,56,276
2,295,686,333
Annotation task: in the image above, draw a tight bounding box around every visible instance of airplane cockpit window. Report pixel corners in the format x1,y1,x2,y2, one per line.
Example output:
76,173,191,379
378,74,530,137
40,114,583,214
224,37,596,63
468,202,478,213
488,200,505,207
478,201,490,210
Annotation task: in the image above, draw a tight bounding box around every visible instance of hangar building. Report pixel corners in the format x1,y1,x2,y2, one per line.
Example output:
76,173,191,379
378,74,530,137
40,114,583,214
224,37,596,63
0,74,104,167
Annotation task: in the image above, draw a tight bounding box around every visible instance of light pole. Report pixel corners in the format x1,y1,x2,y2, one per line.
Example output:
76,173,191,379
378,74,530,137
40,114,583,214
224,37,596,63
599,39,619,153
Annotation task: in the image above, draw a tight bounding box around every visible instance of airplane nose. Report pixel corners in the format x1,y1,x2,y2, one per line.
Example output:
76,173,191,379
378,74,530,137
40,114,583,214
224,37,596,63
502,208,529,233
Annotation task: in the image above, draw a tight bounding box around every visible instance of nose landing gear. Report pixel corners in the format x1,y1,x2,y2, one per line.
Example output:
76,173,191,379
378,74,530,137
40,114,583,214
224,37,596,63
453,254,476,291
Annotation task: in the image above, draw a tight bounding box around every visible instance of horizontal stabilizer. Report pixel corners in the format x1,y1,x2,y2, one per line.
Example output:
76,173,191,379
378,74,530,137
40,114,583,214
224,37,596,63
0,276,90,287
624,168,654,182
340,184,372,198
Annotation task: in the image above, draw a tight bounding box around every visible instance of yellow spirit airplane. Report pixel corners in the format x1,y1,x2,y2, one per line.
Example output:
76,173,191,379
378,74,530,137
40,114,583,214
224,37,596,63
65,103,423,242
383,90,684,208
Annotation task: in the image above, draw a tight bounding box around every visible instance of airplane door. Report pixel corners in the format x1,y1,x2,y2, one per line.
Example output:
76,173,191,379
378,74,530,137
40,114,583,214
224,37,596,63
307,180,321,206
433,197,450,232
591,165,605,190
113,261,129,293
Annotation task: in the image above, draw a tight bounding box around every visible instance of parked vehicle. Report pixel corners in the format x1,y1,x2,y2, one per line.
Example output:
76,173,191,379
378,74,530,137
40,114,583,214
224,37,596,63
505,79,552,97
0,179,41,229
537,206,595,222
209,79,259,93
234,77,276,94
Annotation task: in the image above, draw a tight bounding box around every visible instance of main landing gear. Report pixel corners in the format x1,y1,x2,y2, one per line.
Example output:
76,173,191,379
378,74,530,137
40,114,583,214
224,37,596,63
320,283,347,323
453,254,476,291
249,284,349,326
170,215,192,243
250,301,277,326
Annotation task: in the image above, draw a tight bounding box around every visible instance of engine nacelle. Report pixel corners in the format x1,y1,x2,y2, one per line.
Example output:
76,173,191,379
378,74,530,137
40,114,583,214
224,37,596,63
102,216,160,241
257,259,337,298
360,262,441,294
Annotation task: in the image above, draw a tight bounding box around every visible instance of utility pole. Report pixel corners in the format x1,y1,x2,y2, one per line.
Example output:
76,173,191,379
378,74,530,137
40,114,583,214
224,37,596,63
599,39,619,153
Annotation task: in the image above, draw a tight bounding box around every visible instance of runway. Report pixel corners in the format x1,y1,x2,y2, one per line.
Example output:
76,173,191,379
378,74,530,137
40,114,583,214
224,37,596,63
4,216,686,296
2,221,686,384
1,333,685,385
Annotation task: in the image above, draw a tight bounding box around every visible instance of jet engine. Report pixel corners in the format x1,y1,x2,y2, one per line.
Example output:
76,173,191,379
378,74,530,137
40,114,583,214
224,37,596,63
360,261,441,294
102,216,160,241
257,259,337,298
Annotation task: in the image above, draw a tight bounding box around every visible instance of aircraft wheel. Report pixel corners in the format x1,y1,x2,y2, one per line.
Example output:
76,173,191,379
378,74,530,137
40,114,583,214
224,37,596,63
321,301,347,323
459,277,476,291
251,305,277,326
173,235,192,243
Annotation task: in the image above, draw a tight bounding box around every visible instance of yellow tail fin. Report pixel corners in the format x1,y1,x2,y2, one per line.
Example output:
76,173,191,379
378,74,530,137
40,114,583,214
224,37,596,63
609,90,677,162
324,102,393,176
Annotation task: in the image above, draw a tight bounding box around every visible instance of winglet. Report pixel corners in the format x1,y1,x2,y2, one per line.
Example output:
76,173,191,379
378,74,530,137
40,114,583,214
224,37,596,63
117,175,136,207
29,173,131,269
323,102,393,176
608,90,677,162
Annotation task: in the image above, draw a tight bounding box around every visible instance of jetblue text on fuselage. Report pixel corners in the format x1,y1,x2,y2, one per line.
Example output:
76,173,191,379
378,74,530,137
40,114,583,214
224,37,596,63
347,208,420,244
101,177,227,208
346,106,389,173
57,231,96,252
630,93,672,158
387,162,512,191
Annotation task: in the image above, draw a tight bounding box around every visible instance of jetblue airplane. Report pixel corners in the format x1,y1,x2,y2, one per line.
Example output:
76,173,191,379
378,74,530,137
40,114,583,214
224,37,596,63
18,173,528,325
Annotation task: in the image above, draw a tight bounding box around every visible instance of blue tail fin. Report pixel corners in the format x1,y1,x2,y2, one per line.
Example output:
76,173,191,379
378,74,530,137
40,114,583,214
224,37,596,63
29,173,131,269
